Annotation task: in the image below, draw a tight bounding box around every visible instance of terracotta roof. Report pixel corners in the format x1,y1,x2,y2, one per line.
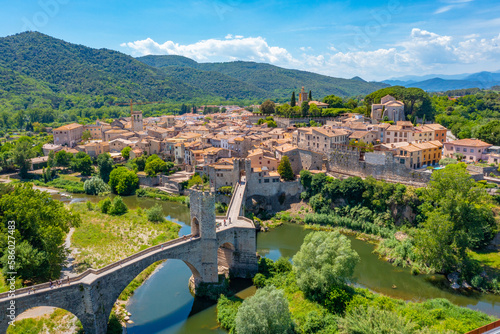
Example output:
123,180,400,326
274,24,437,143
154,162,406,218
349,131,371,139
54,123,83,131
446,138,491,147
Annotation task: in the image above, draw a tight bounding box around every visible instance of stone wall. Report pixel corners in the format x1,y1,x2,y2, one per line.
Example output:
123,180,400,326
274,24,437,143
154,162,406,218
275,116,335,128
326,146,431,186
138,175,160,187
282,149,324,174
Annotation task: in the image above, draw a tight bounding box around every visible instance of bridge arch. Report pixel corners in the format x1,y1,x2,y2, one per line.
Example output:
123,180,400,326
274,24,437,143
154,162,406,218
7,307,84,334
191,217,200,236
218,242,236,276
91,242,204,334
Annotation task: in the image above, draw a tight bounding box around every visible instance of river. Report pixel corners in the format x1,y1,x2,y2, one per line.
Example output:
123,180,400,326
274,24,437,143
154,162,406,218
55,193,500,333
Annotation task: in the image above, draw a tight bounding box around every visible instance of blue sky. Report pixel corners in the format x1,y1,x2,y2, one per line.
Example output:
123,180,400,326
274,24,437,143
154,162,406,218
1,0,500,80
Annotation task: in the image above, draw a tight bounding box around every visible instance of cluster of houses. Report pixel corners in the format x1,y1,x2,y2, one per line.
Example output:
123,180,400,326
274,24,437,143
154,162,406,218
40,94,500,188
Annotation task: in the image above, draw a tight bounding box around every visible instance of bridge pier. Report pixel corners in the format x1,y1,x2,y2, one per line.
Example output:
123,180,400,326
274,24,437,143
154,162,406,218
0,188,257,334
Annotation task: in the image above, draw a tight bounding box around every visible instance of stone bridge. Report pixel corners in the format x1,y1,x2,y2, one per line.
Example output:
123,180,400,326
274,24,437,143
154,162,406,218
0,182,257,334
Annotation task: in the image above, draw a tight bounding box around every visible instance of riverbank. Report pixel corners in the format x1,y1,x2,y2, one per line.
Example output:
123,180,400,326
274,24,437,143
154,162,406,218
217,257,497,334
265,207,500,294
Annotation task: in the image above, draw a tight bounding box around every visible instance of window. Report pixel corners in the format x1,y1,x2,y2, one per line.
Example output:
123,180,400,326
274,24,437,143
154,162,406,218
471,149,474,153
463,148,467,153
264,179,270,183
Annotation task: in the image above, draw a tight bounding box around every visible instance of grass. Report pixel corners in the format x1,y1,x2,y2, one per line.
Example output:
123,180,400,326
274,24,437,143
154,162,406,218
138,187,188,205
32,177,85,193
71,202,181,270
7,308,83,334
469,250,500,269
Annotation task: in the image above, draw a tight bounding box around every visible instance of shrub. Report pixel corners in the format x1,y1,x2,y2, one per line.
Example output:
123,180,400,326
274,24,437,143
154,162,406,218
253,273,267,288
99,197,112,214
147,204,165,222
136,188,147,197
217,295,242,333
84,176,110,195
109,196,128,216
340,306,417,334
235,286,293,334
86,201,93,211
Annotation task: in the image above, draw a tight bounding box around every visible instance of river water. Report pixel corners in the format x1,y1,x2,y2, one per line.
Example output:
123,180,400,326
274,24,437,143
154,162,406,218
56,193,500,333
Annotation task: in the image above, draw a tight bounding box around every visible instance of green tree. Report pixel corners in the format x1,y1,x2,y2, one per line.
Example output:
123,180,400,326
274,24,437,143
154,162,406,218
54,150,73,168
301,101,310,117
12,141,35,178
145,155,167,176
132,154,147,172
474,120,500,145
415,163,496,273
345,98,358,109
308,90,312,101
97,153,113,183
323,95,344,108
278,156,294,181
121,146,132,160
260,100,276,114
299,169,313,190
187,174,203,189
81,130,92,141
0,184,80,281
235,286,293,334
71,151,92,176
108,167,139,195
292,231,360,300
291,91,296,107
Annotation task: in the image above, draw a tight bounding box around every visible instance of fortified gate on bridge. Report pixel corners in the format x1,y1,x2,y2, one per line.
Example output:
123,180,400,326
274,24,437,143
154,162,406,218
0,185,257,334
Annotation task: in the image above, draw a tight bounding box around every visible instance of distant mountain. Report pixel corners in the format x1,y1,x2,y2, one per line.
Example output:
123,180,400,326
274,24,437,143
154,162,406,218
138,55,389,99
0,32,207,101
0,31,389,106
383,70,500,92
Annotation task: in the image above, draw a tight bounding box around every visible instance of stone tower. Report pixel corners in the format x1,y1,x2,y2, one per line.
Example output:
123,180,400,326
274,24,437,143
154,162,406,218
131,109,143,132
189,188,219,285
299,86,308,104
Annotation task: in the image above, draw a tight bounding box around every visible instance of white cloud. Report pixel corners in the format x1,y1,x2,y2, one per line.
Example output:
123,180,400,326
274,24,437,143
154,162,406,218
302,29,500,79
121,35,297,65
121,29,500,80
434,0,474,14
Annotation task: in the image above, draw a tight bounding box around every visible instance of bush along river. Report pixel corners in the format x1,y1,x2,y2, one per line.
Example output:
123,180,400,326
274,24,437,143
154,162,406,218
55,193,500,333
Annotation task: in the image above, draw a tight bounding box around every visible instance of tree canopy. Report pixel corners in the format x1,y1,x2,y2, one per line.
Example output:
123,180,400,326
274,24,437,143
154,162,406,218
235,286,293,334
0,184,80,281
108,167,139,195
278,156,294,181
292,231,360,300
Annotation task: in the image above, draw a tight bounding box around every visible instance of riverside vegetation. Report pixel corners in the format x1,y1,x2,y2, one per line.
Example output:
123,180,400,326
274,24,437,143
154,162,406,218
270,165,500,293
217,231,495,334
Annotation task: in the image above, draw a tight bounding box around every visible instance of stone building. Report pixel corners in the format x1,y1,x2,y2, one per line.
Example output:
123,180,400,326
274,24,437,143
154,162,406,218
371,95,405,122
53,123,84,147
294,126,350,154
131,109,144,132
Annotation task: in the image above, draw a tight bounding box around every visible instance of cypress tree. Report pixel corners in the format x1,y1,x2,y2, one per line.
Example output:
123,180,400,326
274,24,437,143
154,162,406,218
291,91,296,107
308,90,312,101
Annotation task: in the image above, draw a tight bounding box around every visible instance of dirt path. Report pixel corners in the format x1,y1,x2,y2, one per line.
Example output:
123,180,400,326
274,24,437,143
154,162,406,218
61,228,79,279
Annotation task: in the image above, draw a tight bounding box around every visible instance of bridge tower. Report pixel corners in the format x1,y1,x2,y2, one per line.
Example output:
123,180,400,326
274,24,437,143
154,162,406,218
189,187,219,290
